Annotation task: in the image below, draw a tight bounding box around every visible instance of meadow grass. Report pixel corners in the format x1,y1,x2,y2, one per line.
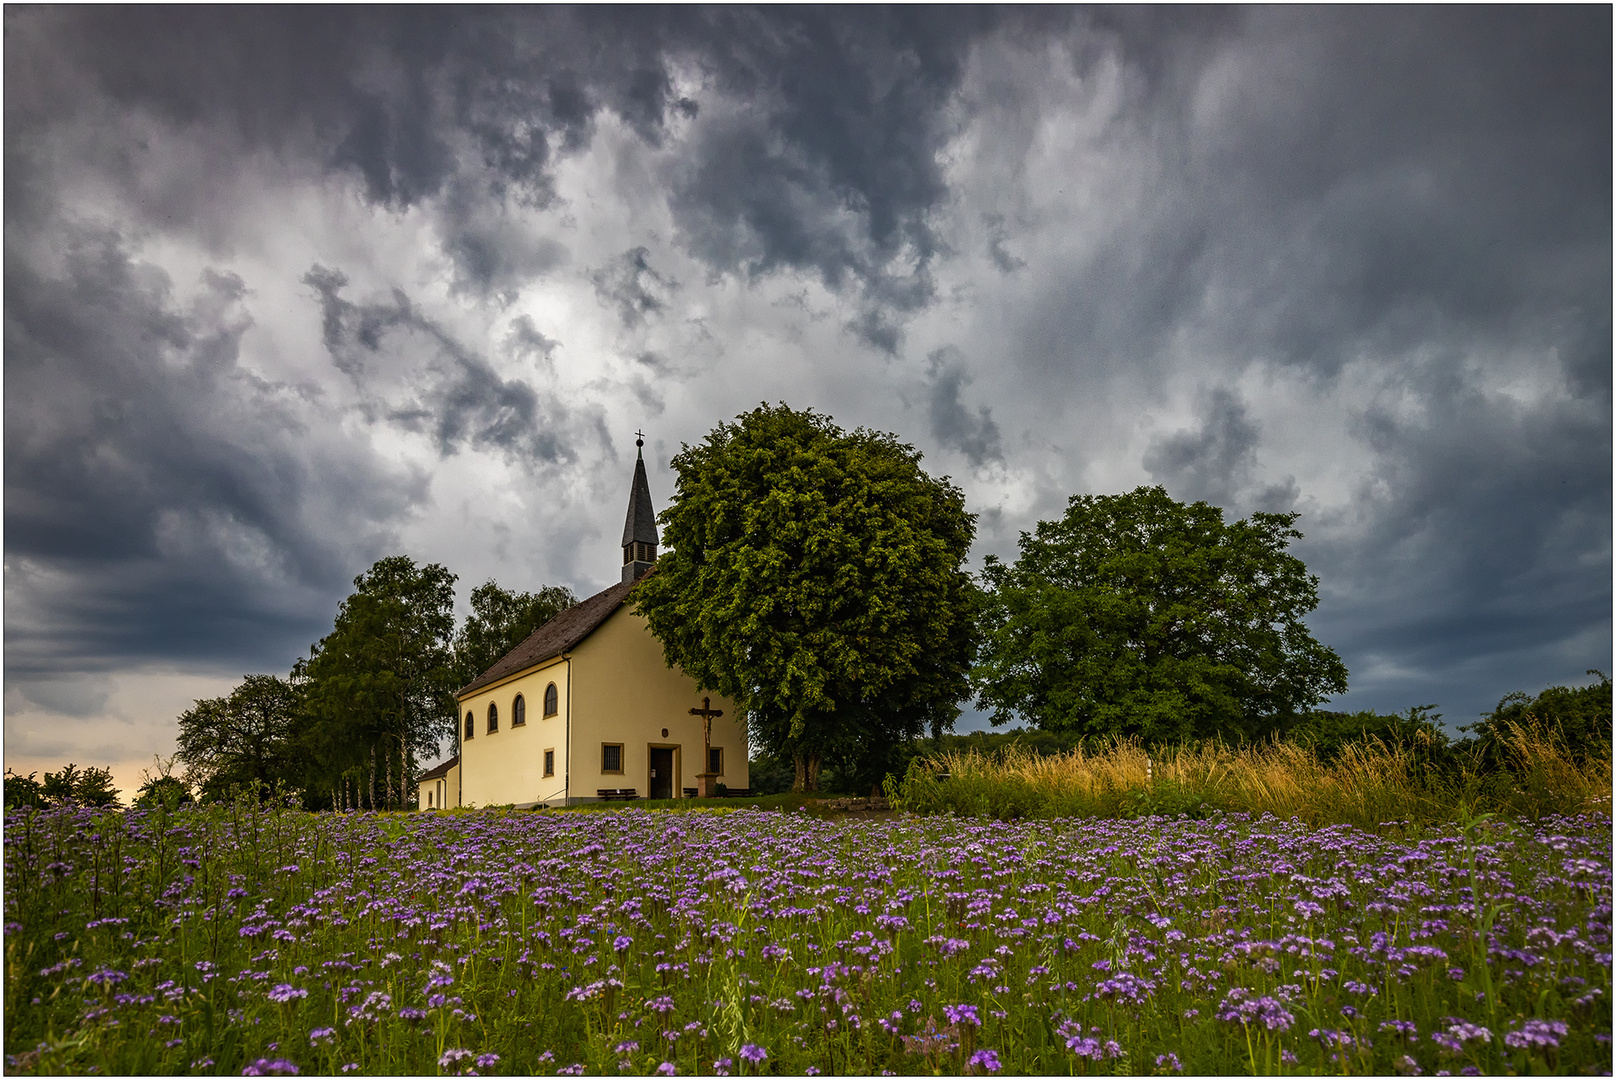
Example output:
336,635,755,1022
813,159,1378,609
4,795,1610,1076
890,725,1613,829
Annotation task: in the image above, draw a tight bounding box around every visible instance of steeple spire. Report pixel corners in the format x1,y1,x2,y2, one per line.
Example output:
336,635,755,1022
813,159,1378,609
621,432,659,582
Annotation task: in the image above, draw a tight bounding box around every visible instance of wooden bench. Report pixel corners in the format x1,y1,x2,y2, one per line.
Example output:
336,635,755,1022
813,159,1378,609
682,787,698,798
719,787,754,798
596,788,639,801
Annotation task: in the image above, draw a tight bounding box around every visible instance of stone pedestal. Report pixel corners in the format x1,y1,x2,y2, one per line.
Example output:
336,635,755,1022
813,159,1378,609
696,772,719,798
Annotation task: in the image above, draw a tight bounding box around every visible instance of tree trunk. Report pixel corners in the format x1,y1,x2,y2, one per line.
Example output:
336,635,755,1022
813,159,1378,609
792,752,824,792
384,750,392,811
400,736,409,811
369,744,376,810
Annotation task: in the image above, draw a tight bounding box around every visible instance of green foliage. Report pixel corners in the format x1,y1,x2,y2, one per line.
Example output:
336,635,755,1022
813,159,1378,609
302,556,459,809
3,769,46,810
1463,671,1612,764
133,756,192,811
49,764,120,807
1284,705,1455,776
133,775,191,812
745,749,797,796
176,674,305,802
634,404,979,791
4,764,120,808
454,579,576,688
974,485,1348,743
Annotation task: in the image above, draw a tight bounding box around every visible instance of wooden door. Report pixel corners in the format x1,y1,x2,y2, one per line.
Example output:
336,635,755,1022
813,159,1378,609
649,747,674,800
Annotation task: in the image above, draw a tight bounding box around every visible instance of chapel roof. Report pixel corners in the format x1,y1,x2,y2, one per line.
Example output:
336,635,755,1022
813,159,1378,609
416,754,459,782
455,573,646,698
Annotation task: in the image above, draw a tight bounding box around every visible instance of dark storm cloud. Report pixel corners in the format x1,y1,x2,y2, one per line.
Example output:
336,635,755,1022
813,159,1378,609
1143,389,1296,514
6,7,1001,324
302,266,602,467
925,347,1003,469
1300,360,1611,721
3,228,422,674
590,248,677,329
1008,8,1609,388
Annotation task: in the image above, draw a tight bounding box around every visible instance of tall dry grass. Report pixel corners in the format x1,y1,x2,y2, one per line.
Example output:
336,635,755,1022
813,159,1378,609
890,724,1612,828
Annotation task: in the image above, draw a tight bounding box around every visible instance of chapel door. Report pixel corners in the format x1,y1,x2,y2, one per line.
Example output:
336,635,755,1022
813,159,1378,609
648,747,674,800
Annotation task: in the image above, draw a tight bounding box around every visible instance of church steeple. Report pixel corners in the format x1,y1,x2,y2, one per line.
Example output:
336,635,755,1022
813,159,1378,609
621,431,659,582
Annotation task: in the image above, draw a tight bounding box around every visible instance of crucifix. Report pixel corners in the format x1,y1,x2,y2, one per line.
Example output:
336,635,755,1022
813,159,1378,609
689,696,724,797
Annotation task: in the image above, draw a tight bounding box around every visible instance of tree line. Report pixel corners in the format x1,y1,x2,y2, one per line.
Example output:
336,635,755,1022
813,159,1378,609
135,571,573,810
5,403,1607,809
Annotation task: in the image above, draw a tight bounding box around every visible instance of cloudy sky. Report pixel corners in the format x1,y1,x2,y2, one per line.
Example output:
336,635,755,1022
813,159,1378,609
6,7,1610,796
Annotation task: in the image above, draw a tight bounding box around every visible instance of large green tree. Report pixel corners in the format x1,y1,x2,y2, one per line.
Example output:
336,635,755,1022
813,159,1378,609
634,404,979,791
175,674,304,801
454,580,576,688
302,556,458,810
975,486,1348,742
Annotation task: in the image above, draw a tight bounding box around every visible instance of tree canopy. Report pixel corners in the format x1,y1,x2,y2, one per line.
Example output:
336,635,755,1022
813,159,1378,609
175,673,305,802
633,404,979,791
453,580,576,689
301,556,458,809
974,485,1348,742
1462,671,1612,765
3,763,120,809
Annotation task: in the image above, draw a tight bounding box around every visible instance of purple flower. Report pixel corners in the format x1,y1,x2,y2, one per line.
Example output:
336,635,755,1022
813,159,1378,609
1504,1018,1567,1051
241,1059,299,1076
968,1049,1002,1074
476,1054,500,1069
440,1049,474,1069
267,984,307,1004
943,1004,981,1028
307,1028,336,1047
713,1060,734,1077
1431,1032,1465,1055
614,935,633,953
739,1044,768,1064
1155,1052,1182,1073
1444,1020,1492,1045
1216,988,1294,1032
655,1063,677,1076
1066,1036,1103,1059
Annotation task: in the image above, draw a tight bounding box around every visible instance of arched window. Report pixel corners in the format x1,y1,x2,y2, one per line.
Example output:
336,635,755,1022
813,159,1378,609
487,702,499,734
544,682,559,717
464,711,474,740
512,694,526,726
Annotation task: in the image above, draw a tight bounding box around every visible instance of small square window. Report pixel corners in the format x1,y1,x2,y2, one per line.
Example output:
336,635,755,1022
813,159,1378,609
602,743,624,774
544,749,555,777
708,747,723,776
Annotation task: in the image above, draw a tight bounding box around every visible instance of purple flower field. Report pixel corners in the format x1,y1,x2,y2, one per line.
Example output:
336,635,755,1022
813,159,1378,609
4,801,1611,1075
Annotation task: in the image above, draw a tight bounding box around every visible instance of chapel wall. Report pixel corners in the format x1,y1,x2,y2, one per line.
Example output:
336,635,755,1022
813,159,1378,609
456,654,570,807
570,605,748,799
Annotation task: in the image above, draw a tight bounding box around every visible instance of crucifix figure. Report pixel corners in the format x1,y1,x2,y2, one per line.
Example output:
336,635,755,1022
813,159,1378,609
689,696,724,797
